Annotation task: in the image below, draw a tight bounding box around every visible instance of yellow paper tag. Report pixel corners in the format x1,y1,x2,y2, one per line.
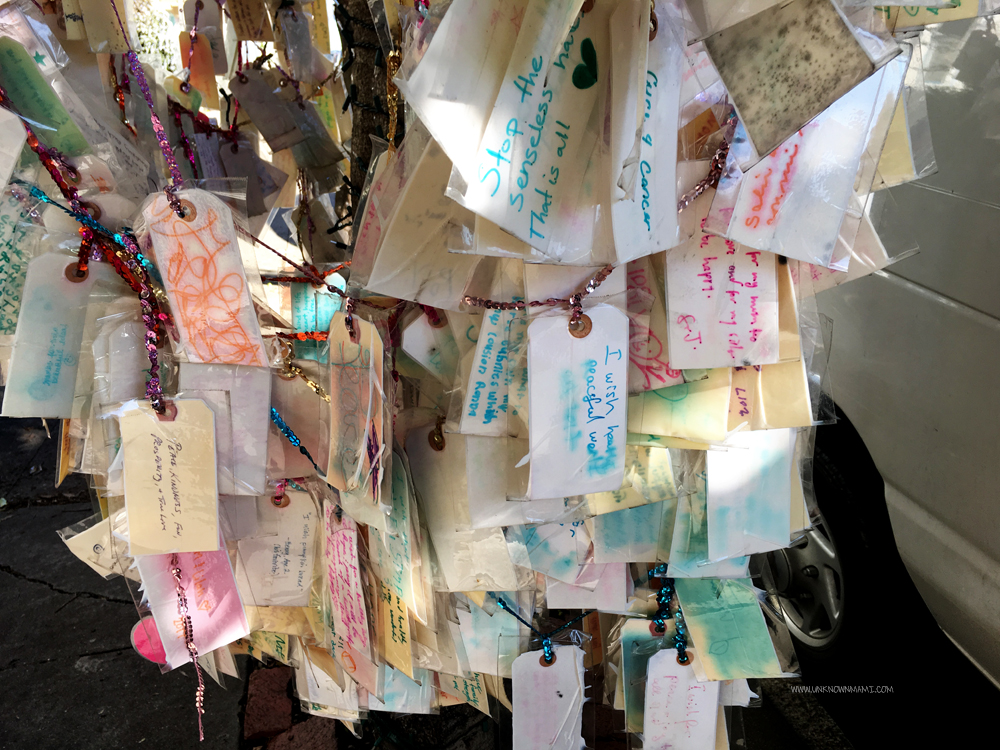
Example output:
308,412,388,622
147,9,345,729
178,32,220,109
226,0,274,40
247,630,292,664
379,580,413,678
56,418,73,488
120,399,219,555
77,0,134,53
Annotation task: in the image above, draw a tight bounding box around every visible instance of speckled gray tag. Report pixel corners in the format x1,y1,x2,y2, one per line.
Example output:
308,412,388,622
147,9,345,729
703,0,874,156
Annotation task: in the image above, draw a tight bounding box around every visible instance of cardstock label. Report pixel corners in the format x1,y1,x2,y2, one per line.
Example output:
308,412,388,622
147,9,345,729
0,189,34,335
121,399,219,555
144,190,267,366
666,215,779,369
644,648,720,750
325,312,385,506
324,502,372,658
527,304,628,499
512,645,586,750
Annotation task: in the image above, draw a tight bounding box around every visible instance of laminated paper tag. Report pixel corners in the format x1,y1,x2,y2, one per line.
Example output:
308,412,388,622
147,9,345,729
1,254,112,418
325,312,385,506
134,548,249,670
226,0,273,40
666,205,779,369
178,31,220,109
401,312,461,384
324,501,373,659
77,0,134,53
527,304,629,499
235,491,317,606
512,645,586,750
121,399,219,555
144,189,268,366
439,671,491,716
0,37,88,155
184,0,227,75
644,648,720,750
626,257,683,393
674,577,783,680
229,70,305,152
461,305,529,436
703,0,875,158
379,580,414,678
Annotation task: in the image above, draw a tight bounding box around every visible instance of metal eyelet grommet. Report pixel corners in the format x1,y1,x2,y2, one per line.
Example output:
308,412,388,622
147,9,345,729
677,652,691,666
649,5,658,41
429,313,448,329
155,401,179,422
180,199,197,222
649,621,667,637
272,494,290,508
65,263,88,283
568,314,592,339
428,426,445,451
81,201,102,220
539,651,557,667
582,0,594,12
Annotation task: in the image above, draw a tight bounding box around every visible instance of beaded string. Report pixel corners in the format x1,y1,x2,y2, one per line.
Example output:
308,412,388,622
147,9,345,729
649,564,689,665
107,55,137,136
180,0,204,95
260,259,349,285
276,339,331,402
168,98,241,149
491,594,594,666
676,130,733,213
270,407,322,473
108,0,186,216
170,553,206,740
463,264,614,330
12,180,169,411
172,103,199,179
0,82,95,278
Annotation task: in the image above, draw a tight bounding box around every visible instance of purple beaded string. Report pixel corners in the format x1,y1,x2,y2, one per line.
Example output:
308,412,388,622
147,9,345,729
108,0,185,216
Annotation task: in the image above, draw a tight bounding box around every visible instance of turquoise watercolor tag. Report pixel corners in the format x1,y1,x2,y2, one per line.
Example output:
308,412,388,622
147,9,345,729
2,253,110,417
674,577,783,680
527,304,628,499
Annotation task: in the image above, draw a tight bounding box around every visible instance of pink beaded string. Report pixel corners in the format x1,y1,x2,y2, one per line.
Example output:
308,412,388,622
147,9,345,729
108,0,186,216
180,0,204,95
170,554,206,741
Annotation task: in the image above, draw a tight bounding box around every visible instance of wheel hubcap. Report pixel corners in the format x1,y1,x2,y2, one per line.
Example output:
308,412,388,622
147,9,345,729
767,517,845,649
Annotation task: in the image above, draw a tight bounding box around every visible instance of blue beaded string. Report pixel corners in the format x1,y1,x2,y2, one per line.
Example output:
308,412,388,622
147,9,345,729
491,593,594,665
270,407,322,474
650,564,689,665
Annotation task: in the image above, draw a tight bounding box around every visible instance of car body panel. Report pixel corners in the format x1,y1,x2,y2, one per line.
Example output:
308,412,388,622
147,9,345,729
817,17,1000,684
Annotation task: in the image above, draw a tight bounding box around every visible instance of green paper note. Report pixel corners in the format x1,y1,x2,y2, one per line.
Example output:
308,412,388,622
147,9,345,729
0,38,88,156
674,577,783,680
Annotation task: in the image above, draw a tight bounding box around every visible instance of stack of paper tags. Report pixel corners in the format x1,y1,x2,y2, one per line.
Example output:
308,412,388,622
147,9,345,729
0,0,983,745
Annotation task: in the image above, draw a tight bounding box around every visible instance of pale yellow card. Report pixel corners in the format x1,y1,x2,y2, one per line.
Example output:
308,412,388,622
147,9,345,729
627,369,732,443
120,399,219,555
380,581,414,678
879,1,978,31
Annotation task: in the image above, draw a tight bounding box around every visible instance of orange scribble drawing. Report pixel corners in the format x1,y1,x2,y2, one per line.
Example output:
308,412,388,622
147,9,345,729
146,194,266,366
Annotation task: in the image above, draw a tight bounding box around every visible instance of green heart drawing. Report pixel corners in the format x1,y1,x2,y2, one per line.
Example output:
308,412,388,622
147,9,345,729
572,38,598,90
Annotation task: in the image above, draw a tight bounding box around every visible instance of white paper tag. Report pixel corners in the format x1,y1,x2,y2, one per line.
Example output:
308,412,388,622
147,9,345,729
235,491,317,606
666,210,779,369
512,645,586,750
644,648,720,750
527,304,628,499
2,254,111,418
460,305,529,437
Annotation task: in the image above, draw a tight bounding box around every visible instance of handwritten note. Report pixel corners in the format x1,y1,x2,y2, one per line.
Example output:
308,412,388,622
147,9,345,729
527,304,629,499
379,580,413,678
134,547,249,670
511,645,586,750
375,455,418,616
120,399,219,555
326,312,384,507
448,0,603,253
324,502,372,658
439,671,490,716
235,491,316,606
665,219,779,369
644,648,720,750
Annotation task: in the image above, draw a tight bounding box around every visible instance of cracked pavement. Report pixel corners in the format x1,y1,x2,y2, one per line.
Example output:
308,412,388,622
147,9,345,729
0,415,244,750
